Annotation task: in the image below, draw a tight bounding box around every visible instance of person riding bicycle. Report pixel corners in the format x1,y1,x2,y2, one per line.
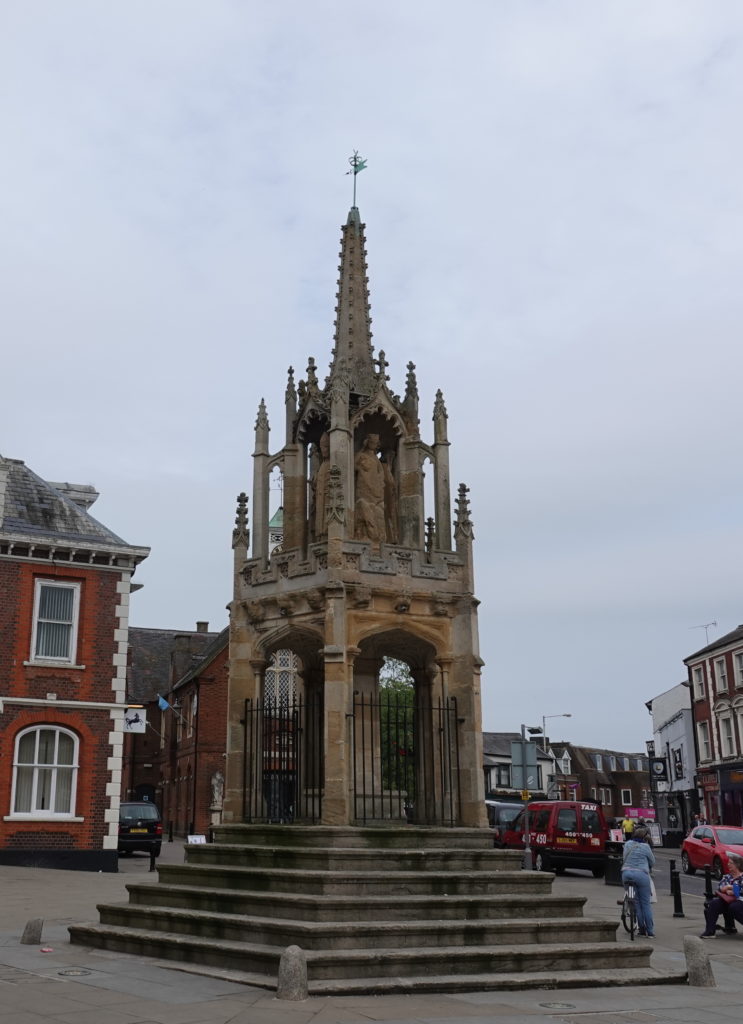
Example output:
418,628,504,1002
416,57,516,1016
621,825,655,937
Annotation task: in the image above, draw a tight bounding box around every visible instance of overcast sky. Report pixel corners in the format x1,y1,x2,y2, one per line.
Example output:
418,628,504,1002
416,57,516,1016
3,2,742,751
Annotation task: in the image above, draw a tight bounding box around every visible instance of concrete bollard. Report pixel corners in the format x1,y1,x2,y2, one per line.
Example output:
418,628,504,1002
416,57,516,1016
21,918,44,945
684,934,716,987
276,944,308,1001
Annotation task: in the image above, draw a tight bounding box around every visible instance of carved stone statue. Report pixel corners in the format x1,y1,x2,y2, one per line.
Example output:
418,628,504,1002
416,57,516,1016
354,433,397,544
310,433,331,540
210,770,224,810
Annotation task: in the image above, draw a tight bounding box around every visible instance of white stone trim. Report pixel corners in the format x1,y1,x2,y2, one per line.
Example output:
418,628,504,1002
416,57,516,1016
104,570,132,859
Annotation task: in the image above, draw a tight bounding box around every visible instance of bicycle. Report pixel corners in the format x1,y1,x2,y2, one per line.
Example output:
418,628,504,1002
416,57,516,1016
619,882,637,940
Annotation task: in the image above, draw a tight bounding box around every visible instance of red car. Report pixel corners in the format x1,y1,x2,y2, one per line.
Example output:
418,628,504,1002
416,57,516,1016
681,825,743,879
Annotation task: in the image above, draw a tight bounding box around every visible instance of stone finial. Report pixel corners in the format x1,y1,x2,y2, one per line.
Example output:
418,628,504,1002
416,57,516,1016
326,465,345,526
285,366,296,404
254,399,270,453
684,934,716,987
433,389,449,443
425,516,435,554
454,483,473,542
402,361,420,433
375,350,390,382
232,493,250,550
255,398,269,431
277,944,308,1000
306,357,318,391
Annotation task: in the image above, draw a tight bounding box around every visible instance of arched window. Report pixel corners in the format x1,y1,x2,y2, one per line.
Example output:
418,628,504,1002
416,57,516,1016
11,726,79,817
264,649,299,704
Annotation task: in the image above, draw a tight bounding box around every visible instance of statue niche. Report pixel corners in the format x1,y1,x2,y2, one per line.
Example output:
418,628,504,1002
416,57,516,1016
354,432,398,545
309,432,331,541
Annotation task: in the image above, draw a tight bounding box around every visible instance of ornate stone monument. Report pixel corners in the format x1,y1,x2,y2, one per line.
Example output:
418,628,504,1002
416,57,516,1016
224,202,486,828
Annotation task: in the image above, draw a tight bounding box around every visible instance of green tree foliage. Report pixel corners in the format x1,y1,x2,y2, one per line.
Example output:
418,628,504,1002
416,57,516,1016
379,657,415,798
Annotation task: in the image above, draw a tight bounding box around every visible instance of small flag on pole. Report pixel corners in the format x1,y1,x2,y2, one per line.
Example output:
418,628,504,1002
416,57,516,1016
157,695,170,711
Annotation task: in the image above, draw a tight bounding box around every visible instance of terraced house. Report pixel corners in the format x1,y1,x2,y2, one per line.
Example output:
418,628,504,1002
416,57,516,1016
0,454,148,869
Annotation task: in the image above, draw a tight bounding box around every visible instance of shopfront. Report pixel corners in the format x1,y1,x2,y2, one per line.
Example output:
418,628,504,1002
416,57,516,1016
720,767,743,827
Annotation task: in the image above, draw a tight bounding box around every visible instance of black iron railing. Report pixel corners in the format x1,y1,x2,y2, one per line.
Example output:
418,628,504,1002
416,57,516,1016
243,696,323,823
350,691,461,826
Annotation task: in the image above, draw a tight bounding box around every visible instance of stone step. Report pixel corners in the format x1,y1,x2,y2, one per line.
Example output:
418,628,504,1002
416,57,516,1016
304,966,690,995
156,862,551,896
98,902,616,949
211,824,494,850
68,924,652,980
186,842,521,872
167,961,688,996
126,882,587,922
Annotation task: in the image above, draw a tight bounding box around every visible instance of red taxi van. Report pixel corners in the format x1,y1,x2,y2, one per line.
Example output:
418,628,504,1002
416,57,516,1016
502,799,609,877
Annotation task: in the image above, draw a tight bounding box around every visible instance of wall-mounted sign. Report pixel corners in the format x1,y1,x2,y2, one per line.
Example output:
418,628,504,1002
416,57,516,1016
650,758,667,781
123,708,147,733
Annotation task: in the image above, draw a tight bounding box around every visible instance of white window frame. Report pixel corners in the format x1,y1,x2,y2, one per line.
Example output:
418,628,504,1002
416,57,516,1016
735,652,743,689
720,714,736,758
621,788,632,805
593,753,602,770
608,755,617,771
591,787,597,800
8,726,80,820
561,754,570,774
715,657,729,694
692,665,705,700
697,720,711,762
29,579,81,665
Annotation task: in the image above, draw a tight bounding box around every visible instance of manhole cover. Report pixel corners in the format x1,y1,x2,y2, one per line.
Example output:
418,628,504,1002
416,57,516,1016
539,1003,576,1009
58,969,92,977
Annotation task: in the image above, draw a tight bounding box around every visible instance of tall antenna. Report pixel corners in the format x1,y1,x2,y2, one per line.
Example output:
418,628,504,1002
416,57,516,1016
690,620,717,645
346,150,367,207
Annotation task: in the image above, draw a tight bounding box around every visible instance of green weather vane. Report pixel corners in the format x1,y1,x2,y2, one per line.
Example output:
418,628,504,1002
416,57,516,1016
346,150,367,207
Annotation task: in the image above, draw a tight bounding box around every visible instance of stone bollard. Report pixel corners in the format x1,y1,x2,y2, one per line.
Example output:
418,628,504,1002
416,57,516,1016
684,935,716,987
276,944,308,1001
21,918,44,945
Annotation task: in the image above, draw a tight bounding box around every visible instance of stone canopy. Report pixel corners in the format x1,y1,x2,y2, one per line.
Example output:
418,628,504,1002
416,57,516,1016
224,206,486,828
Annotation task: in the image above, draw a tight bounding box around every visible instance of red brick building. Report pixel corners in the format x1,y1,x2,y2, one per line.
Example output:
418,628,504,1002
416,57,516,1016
124,625,228,836
685,625,743,825
0,455,148,869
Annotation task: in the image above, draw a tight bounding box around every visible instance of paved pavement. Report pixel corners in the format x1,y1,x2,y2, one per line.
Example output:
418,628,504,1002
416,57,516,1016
1,842,742,1024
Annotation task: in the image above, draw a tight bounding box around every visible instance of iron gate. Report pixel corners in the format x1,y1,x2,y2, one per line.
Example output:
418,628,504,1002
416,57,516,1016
351,692,461,825
242,696,323,823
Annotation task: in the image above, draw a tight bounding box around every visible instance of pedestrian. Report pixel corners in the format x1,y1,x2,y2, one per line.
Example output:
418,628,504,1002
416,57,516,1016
621,825,655,938
700,852,743,938
621,815,635,841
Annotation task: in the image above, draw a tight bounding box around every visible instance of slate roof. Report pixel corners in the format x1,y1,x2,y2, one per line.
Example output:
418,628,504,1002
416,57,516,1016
127,626,221,703
174,627,229,691
0,455,146,554
482,732,552,762
685,625,743,662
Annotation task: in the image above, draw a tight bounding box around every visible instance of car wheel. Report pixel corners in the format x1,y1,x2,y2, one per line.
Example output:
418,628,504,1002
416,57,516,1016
535,851,550,872
713,856,724,880
153,844,162,857
681,851,696,875
592,865,606,878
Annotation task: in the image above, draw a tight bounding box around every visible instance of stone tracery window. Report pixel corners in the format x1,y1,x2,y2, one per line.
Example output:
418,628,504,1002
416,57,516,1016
264,649,299,704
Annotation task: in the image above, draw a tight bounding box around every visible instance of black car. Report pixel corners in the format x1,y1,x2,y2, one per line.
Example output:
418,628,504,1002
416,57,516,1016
485,799,525,847
118,801,162,856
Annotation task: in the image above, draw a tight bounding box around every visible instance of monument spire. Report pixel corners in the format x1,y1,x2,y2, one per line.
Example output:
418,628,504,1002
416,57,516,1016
327,154,375,399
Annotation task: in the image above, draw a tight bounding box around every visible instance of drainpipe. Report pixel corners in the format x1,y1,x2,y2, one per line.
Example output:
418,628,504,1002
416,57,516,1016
191,680,200,834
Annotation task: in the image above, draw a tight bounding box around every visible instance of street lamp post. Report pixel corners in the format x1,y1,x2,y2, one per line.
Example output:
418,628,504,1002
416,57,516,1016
541,713,572,745
541,713,572,798
513,724,543,870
